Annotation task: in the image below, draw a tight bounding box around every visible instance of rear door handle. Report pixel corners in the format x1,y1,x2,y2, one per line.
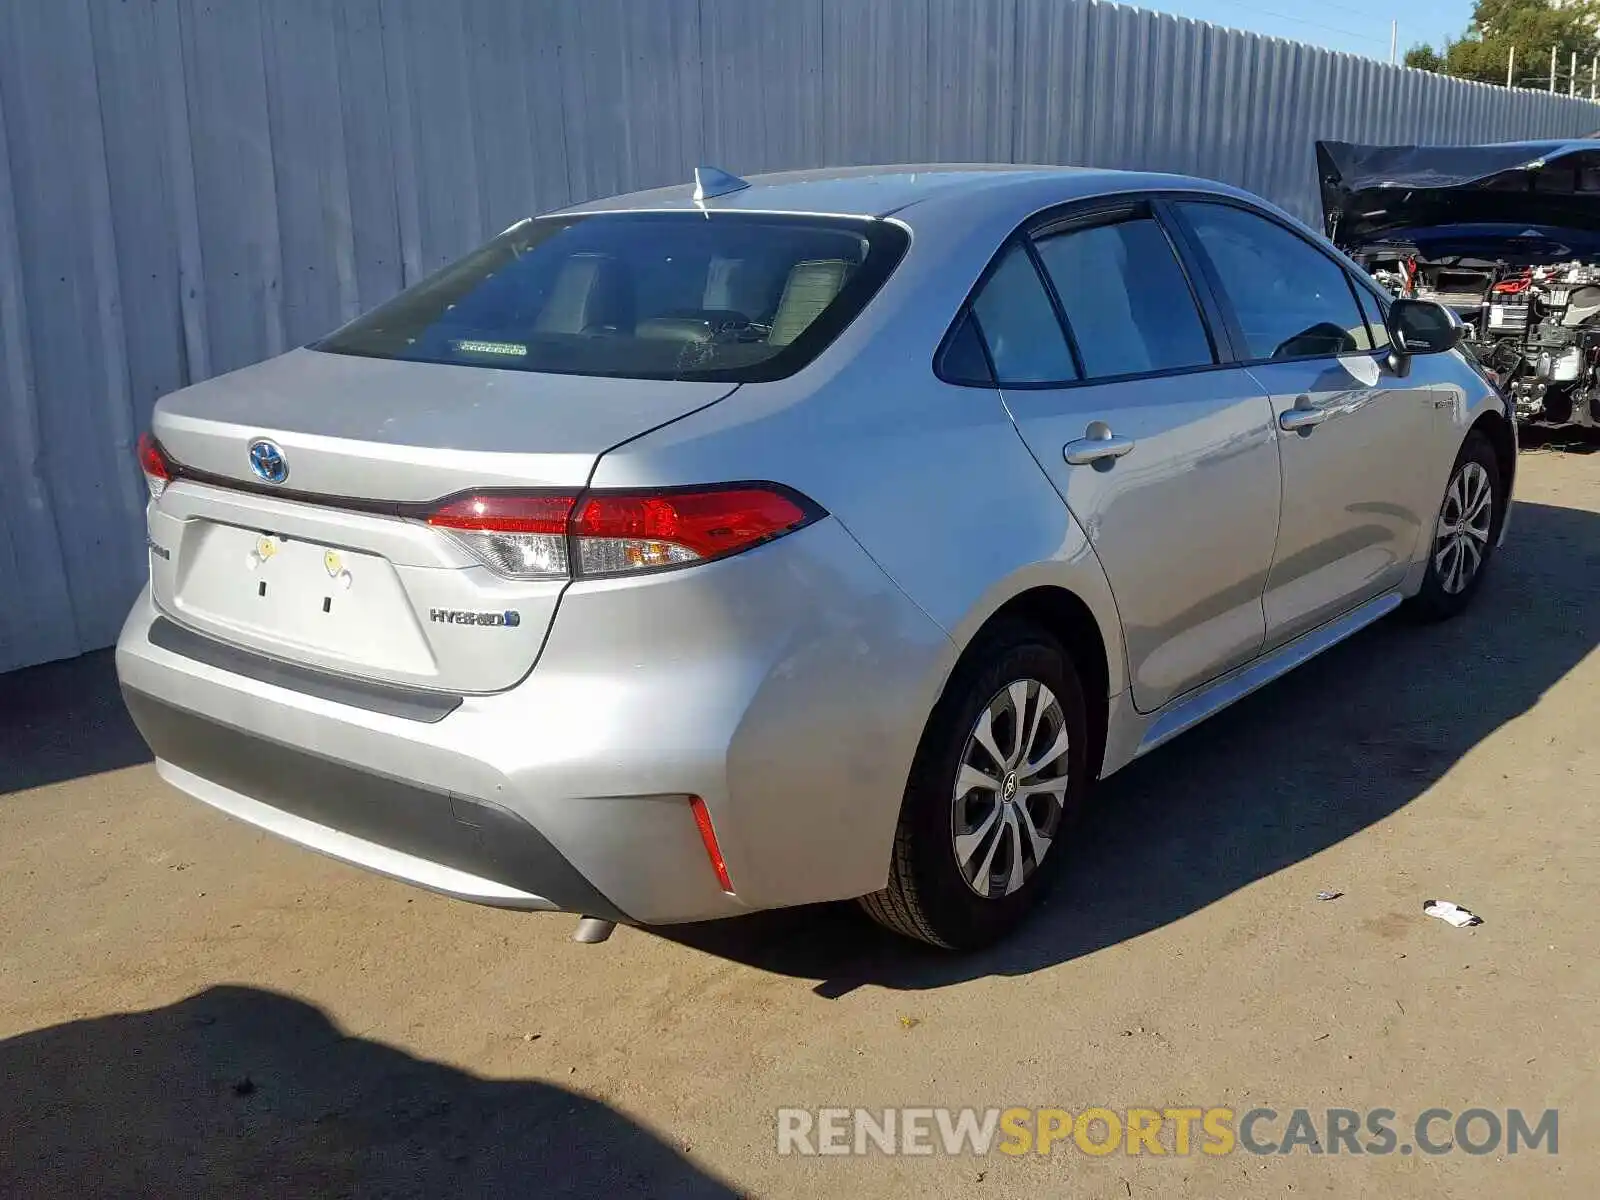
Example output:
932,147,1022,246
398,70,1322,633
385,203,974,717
1278,396,1327,432
1064,425,1136,466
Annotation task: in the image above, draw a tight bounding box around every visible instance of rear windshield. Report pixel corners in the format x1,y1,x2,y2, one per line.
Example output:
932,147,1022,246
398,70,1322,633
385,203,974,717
317,212,908,382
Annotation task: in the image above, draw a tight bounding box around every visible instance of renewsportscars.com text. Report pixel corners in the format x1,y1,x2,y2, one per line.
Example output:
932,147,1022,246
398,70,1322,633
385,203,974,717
776,1106,1558,1158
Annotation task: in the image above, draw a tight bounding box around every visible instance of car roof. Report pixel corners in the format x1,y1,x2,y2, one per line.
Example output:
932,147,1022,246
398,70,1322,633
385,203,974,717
554,164,1250,224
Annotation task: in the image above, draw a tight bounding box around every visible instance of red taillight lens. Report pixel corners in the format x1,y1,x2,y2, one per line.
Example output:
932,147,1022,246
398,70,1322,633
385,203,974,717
689,795,734,893
427,493,574,534
427,493,576,579
137,432,171,499
424,484,820,580
571,486,813,576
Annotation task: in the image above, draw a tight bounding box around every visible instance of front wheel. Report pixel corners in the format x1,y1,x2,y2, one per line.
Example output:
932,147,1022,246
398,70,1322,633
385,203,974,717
1405,430,1504,622
859,621,1089,949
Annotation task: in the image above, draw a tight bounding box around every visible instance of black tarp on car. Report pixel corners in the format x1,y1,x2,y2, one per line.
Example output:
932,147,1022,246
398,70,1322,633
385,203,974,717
1316,139,1600,263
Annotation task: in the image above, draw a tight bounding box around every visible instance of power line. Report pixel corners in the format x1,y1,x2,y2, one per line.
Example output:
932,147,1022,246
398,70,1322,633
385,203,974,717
1312,0,1405,20
1207,0,1389,47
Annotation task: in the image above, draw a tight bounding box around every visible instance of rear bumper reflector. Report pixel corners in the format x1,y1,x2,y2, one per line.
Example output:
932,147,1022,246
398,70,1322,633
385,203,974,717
689,795,735,893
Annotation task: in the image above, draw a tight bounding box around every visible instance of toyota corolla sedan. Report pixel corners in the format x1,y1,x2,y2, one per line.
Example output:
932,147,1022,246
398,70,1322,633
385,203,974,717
117,164,1514,950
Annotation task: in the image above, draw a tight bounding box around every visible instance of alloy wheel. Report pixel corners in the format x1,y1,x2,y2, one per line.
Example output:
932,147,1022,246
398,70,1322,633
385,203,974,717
951,679,1070,898
1433,460,1493,595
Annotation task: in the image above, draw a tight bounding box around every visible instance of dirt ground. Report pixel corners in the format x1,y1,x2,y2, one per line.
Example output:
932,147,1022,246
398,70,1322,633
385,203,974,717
2,440,1598,1199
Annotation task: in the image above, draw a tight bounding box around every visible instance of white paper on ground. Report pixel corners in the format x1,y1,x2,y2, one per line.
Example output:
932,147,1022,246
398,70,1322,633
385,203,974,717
1423,899,1482,928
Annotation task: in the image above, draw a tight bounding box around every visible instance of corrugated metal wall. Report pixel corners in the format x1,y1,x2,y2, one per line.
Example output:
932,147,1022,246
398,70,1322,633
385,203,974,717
3,0,1597,672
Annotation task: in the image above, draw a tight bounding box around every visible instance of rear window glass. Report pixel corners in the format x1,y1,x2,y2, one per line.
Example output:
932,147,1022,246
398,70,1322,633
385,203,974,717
317,213,908,382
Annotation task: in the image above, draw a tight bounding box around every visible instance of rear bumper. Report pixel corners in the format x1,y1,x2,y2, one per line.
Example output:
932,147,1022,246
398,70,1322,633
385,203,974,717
116,517,954,924
122,687,625,917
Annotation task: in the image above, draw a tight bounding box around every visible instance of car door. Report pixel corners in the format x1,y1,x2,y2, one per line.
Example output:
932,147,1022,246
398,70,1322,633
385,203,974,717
965,200,1282,714
1171,199,1443,652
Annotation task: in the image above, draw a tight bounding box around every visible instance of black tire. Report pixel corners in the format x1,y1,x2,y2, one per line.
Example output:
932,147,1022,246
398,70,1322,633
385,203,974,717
1404,430,1504,623
859,619,1090,950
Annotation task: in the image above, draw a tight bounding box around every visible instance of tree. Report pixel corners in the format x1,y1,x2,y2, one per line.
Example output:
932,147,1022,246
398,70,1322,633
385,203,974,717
1405,0,1600,89
1405,44,1444,72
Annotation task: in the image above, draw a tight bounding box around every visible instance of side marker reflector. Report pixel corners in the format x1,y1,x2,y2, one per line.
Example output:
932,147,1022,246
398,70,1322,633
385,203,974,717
689,795,734,893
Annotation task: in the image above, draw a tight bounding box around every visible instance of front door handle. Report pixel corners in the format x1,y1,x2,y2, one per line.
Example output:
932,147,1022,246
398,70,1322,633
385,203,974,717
1064,422,1136,467
1278,396,1327,433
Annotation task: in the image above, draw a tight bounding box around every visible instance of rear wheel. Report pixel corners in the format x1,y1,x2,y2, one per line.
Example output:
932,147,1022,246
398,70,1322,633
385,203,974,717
860,621,1089,949
1405,430,1504,622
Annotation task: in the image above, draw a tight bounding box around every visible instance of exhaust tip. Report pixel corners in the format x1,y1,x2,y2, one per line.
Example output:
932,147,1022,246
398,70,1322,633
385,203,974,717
572,916,617,944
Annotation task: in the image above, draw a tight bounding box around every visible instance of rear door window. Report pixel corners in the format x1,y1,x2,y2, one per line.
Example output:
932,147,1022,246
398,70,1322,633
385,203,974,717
1177,202,1374,360
1033,217,1215,379
317,213,908,382
937,312,995,385
968,245,1079,384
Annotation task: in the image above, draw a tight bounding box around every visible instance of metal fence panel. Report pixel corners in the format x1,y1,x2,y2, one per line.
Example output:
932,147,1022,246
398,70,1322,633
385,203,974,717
4,0,1599,671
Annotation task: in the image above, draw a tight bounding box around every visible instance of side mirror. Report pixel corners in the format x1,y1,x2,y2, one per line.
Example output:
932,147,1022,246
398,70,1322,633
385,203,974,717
1388,298,1465,356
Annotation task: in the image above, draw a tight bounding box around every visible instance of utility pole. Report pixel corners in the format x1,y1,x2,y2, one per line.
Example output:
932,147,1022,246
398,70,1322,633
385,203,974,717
1571,51,1578,97
1591,54,1597,101
1389,21,1397,66
1508,45,1516,89
1551,44,1558,93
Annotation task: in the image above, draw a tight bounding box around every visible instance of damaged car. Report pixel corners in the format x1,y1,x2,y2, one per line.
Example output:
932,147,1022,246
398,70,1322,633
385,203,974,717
1319,137,1600,427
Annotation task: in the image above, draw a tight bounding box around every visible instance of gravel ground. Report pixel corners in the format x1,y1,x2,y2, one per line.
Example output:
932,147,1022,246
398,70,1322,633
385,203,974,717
2,442,1598,1199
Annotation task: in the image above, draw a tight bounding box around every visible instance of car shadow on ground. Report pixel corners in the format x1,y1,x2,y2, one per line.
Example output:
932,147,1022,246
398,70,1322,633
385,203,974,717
0,648,151,796
1519,423,1600,454
0,985,736,1199
655,496,1600,994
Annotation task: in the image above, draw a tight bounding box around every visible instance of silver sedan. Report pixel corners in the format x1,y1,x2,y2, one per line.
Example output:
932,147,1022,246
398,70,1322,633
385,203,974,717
117,165,1513,949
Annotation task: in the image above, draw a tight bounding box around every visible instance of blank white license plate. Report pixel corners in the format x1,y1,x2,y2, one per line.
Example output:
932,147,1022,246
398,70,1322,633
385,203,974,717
173,523,432,672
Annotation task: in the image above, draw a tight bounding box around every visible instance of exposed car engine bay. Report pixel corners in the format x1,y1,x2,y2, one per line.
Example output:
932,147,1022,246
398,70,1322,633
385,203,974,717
1318,137,1600,428
1369,257,1600,426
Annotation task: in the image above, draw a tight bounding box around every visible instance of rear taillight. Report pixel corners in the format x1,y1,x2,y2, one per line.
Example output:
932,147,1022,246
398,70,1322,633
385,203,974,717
427,493,575,579
137,432,171,499
571,487,813,575
425,484,821,580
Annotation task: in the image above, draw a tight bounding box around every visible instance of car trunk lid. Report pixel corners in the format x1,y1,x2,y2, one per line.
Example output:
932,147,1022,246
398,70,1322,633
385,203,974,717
146,348,736,694
154,347,735,497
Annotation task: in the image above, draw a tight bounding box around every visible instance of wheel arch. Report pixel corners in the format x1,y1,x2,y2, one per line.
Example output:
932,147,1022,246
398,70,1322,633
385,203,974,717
952,585,1116,781
862,580,1119,947
1469,407,1516,510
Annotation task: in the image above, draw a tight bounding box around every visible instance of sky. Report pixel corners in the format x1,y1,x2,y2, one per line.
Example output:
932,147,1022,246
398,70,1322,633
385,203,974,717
1130,0,1475,63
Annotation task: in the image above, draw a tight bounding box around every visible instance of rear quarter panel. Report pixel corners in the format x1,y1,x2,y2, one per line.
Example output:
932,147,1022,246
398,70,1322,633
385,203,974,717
586,354,1129,903
585,207,1131,883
